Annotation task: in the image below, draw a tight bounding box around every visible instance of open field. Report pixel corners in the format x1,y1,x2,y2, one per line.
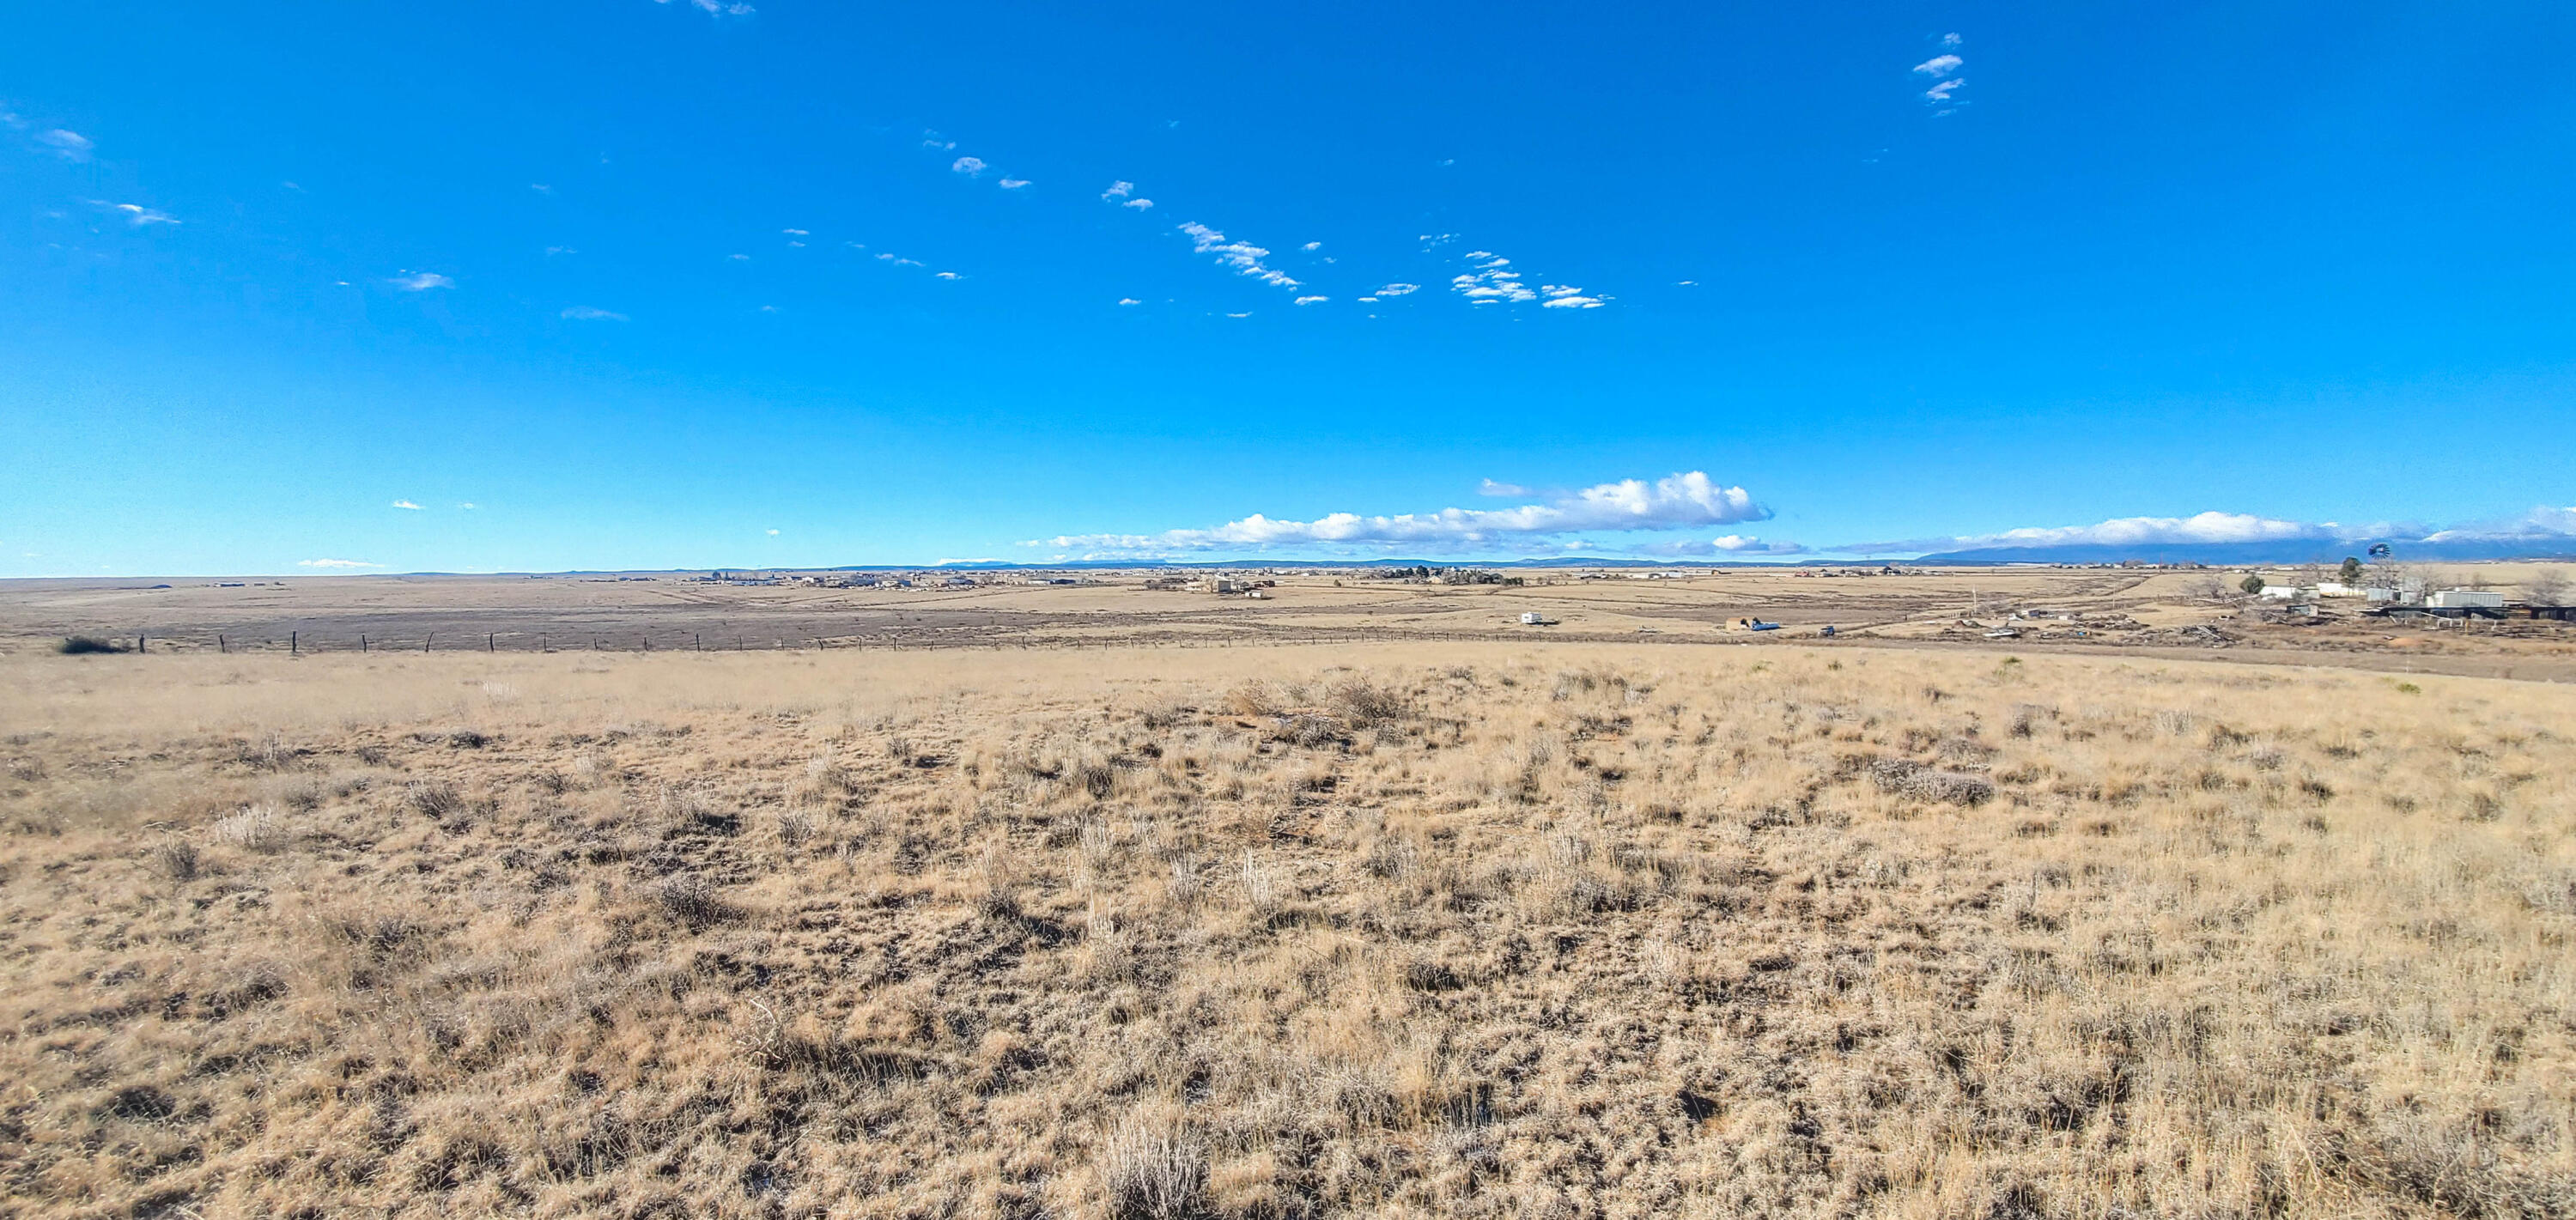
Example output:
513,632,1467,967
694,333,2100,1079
3,562,2574,683
3,640,2573,1217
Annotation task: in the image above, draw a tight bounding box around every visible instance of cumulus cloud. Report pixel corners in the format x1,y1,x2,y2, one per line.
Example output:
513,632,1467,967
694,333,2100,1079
297,558,383,568
1376,282,1419,297
36,129,92,161
1941,32,1962,47
561,306,627,320
1445,246,1607,309
1033,471,1769,554
91,201,178,227
1117,297,1143,306
392,500,423,511
1912,53,1962,76
1178,222,1300,289
1862,512,2336,554
1101,180,1134,199
951,155,987,177
389,271,453,290
1630,535,1809,556
2421,506,2576,542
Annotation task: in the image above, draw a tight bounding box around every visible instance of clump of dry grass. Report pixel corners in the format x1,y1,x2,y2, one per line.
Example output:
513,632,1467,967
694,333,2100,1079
0,643,2571,1218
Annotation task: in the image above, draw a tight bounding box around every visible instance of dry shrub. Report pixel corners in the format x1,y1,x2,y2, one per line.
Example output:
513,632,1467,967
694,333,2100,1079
1866,757,1995,806
210,803,290,852
1099,1122,1207,1220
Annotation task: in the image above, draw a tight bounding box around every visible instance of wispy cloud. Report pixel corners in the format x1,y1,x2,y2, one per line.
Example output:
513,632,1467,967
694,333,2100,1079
90,200,179,227
999,177,1031,190
1102,181,1153,209
951,155,987,177
1034,471,1768,555
1118,297,1143,306
36,129,92,161
1443,246,1607,309
1294,294,1327,306
1376,282,1419,297
1178,222,1300,289
392,500,423,511
1301,241,1322,252
297,558,383,568
934,270,964,280
654,0,755,15
1916,35,1965,109
388,271,453,291
561,306,628,320
782,228,807,236
1477,479,1536,497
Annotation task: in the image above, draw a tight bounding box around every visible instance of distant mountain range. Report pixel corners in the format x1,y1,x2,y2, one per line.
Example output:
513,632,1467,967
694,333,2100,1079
1909,537,2576,567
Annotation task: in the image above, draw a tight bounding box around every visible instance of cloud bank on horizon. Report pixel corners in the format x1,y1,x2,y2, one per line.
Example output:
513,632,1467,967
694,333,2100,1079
1035,471,1771,556
1034,484,2576,564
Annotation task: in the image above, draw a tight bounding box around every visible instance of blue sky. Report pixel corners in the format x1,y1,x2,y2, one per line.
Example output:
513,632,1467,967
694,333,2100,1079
4,2,2573,574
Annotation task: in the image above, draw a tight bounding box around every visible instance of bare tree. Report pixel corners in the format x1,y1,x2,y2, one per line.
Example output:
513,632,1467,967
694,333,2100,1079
2525,569,2570,606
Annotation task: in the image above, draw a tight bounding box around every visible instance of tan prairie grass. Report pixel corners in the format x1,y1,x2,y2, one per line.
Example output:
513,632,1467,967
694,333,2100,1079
0,643,2571,1219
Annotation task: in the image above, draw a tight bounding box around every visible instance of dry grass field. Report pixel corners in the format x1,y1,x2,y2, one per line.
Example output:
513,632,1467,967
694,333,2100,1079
3,643,2572,1217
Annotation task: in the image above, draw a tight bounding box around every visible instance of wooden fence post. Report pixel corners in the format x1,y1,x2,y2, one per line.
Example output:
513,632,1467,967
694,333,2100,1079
218,634,226,654
290,631,298,656
423,634,433,652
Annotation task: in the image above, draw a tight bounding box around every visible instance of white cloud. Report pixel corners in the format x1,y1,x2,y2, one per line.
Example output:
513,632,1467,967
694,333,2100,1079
1924,78,1965,102
1036,471,1769,554
656,0,756,15
297,558,383,568
1178,222,1300,289
1101,180,1134,199
1912,53,1962,76
530,183,552,194
388,272,453,291
1302,241,1322,252
2421,506,2576,542
935,271,964,280
875,252,924,267
728,253,750,261
392,500,423,511
1911,512,2336,553
561,306,628,320
1478,480,1536,497
1941,32,1963,47
1225,312,1252,319
92,201,179,227
1118,297,1143,306
457,503,477,510
1376,282,1419,296
1631,535,1808,556
782,228,807,235
767,528,781,536
1294,295,1327,306
37,129,92,161
546,246,576,256
1124,197,1154,209
951,155,987,177
1443,247,1608,310
999,177,1030,190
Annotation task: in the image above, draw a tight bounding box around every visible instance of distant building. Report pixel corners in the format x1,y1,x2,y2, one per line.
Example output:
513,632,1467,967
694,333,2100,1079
2427,588,2505,609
